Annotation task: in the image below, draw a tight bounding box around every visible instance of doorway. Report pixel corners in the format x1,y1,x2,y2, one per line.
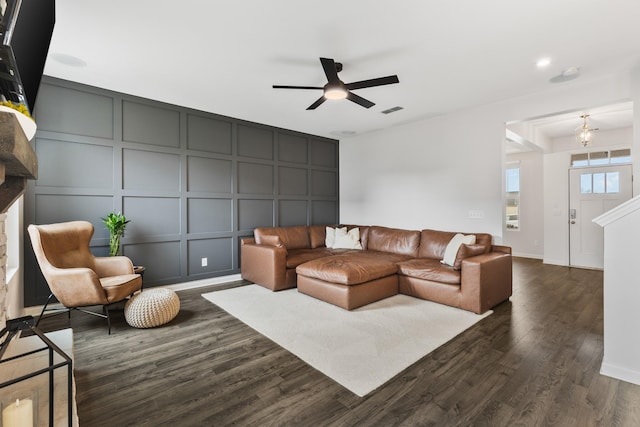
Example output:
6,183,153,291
569,164,632,269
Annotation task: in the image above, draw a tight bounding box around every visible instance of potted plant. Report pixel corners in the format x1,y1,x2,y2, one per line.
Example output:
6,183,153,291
102,212,130,256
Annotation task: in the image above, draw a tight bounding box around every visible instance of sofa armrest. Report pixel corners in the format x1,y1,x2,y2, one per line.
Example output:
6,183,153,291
240,242,288,290
492,245,512,255
459,252,512,314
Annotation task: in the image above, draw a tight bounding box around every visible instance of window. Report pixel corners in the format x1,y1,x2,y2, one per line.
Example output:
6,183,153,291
580,171,620,194
505,167,520,230
571,149,631,167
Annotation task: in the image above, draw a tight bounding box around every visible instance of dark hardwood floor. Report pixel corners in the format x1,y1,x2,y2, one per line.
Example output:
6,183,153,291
35,258,640,426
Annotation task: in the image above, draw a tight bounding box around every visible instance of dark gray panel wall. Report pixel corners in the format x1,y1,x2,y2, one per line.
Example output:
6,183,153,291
23,77,339,305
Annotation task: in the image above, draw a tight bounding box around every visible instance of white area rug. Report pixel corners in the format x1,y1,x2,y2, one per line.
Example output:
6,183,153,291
202,285,491,397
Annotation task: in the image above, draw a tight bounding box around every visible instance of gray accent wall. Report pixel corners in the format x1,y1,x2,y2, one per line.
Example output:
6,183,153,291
24,77,339,306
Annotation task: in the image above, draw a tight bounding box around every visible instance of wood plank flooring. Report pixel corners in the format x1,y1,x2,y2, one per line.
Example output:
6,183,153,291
34,258,640,426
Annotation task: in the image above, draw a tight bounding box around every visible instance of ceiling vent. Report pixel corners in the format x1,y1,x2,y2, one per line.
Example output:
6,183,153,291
381,106,403,114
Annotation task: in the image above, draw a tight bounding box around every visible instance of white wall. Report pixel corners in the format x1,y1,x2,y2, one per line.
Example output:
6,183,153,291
543,151,571,265
504,150,544,258
594,196,640,385
552,127,632,153
340,109,503,237
341,71,636,243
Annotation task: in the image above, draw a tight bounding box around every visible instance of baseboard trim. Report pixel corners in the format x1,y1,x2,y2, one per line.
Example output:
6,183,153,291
164,274,243,291
512,252,543,260
601,362,640,386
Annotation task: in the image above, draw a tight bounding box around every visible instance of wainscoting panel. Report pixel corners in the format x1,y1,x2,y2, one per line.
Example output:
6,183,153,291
34,195,114,231
237,162,273,195
34,83,114,139
35,138,114,189
311,170,337,197
24,77,338,306
187,156,233,193
238,199,274,232
122,100,180,147
186,113,233,154
279,200,308,226
278,133,308,164
123,196,181,237
123,149,181,191
187,238,233,275
279,167,308,195
187,198,233,233
238,124,274,160
124,241,182,283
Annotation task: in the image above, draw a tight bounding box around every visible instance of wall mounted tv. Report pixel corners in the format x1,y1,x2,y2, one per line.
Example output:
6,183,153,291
0,0,55,115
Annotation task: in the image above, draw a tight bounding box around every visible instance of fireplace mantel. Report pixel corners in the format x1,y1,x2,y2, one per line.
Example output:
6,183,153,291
0,111,38,213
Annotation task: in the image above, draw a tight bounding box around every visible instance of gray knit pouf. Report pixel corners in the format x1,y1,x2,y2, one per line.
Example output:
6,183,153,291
124,288,180,328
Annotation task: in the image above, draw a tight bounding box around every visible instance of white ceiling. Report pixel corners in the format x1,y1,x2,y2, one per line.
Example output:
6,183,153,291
43,0,640,140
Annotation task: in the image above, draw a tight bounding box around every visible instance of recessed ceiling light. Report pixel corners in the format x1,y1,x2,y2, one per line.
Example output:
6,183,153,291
536,57,551,68
561,66,580,77
51,53,87,67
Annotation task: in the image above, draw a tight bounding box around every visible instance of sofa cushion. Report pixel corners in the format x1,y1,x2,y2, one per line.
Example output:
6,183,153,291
286,248,334,268
259,235,284,247
332,227,363,249
342,225,370,249
453,244,486,270
296,255,398,285
366,226,420,257
396,258,461,285
419,229,493,259
254,225,310,249
441,233,476,267
325,226,345,248
309,225,332,248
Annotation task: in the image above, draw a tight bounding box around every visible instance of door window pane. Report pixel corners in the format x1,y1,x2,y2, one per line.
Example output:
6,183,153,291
593,173,605,193
606,172,620,193
580,174,592,194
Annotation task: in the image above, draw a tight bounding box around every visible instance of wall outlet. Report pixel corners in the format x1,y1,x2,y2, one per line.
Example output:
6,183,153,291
468,209,485,219
201,257,208,267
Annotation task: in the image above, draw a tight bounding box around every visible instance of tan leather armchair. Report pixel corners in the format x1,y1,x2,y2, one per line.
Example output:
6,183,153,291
27,220,143,333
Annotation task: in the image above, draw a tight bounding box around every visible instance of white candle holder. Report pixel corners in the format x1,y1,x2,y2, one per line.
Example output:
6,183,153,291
1,391,38,427
0,316,72,427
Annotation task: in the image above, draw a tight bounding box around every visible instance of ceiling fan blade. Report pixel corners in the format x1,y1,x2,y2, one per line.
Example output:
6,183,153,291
273,85,324,90
346,92,375,108
307,96,327,110
320,57,340,84
346,75,399,91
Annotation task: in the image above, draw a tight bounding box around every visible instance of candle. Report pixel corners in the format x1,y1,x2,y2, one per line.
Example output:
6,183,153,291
2,398,33,427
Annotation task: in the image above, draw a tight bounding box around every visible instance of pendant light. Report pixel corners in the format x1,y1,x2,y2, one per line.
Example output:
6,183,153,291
575,114,598,147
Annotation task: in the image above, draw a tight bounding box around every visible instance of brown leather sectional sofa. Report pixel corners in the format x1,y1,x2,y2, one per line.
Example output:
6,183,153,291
240,225,512,314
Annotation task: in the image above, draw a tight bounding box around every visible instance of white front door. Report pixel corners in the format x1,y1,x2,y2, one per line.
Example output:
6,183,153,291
569,164,632,269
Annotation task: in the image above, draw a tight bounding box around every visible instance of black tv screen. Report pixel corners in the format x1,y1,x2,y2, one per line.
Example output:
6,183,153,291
0,0,55,114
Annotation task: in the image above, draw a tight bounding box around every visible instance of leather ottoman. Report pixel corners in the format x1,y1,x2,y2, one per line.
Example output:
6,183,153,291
296,255,399,310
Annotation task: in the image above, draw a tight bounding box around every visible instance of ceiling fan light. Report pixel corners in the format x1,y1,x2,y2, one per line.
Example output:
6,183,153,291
324,87,348,100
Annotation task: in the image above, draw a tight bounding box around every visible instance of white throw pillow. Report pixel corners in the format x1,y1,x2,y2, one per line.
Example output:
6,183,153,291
441,233,476,267
325,226,346,248
332,227,363,250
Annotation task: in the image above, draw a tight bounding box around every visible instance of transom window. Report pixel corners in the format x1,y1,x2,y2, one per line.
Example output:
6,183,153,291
571,149,631,167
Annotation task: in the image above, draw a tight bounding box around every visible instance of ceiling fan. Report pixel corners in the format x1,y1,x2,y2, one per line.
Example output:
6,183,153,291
273,57,399,110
